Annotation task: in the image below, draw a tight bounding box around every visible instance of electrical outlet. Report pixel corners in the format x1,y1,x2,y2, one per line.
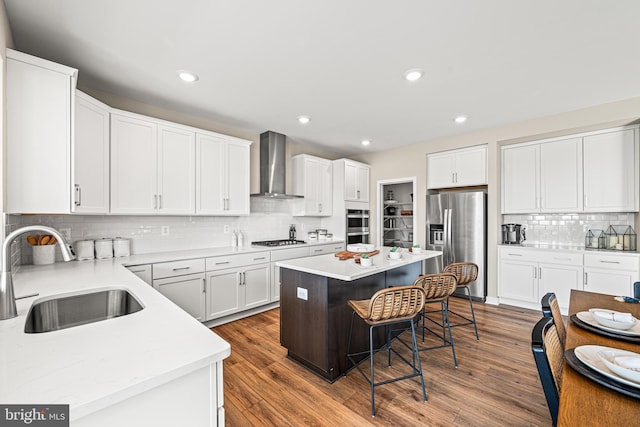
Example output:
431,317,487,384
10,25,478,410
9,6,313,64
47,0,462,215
223,225,230,234
59,228,71,241
161,226,170,236
296,287,308,301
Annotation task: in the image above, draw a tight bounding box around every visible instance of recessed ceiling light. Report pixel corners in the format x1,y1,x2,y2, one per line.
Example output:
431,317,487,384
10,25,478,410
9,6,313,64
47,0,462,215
454,115,467,124
361,140,371,146
404,69,423,82
298,116,311,124
177,70,199,83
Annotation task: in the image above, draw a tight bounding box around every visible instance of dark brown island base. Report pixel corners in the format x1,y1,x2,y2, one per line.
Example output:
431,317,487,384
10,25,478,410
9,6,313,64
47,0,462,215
278,247,442,382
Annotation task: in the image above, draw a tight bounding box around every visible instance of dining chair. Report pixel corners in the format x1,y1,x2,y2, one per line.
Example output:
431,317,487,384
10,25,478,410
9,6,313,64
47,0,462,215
541,292,566,349
531,316,564,427
412,273,458,367
443,262,480,340
344,285,427,417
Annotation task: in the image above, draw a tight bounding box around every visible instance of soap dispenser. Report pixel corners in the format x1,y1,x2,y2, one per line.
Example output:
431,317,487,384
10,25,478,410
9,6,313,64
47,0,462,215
237,230,244,247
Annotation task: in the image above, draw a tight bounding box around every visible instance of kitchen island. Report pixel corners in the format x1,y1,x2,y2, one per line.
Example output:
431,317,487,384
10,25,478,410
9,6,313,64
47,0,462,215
277,247,441,382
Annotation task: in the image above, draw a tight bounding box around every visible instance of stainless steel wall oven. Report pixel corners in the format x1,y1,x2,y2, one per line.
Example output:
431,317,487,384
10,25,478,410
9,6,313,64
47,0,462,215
346,209,369,244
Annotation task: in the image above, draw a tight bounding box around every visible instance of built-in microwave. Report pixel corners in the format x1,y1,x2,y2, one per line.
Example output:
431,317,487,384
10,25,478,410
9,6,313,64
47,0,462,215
346,209,369,244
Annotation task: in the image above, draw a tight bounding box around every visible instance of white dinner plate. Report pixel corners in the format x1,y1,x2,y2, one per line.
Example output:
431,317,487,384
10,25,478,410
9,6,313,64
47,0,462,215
576,311,640,336
574,345,640,389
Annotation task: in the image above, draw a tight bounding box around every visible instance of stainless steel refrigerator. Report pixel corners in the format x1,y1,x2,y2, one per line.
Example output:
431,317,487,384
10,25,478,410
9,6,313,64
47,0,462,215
425,191,487,301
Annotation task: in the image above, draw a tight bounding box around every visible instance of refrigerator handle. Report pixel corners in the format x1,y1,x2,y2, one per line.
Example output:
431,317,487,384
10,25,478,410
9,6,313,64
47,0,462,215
447,208,453,264
443,208,451,266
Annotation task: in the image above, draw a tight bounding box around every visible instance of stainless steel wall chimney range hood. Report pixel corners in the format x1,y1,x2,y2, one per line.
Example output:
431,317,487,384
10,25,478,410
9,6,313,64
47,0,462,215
251,131,302,199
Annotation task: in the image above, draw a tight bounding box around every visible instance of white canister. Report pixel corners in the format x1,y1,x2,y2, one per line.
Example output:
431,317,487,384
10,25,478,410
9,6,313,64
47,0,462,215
113,238,131,257
75,240,95,261
33,245,55,265
94,238,113,259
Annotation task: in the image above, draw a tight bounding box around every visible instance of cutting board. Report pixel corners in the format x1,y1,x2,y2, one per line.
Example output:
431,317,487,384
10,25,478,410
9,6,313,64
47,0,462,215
334,250,380,261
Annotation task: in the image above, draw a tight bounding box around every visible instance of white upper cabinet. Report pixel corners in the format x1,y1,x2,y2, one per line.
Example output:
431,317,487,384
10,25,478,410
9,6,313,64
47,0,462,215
73,91,110,214
196,133,251,215
501,144,539,213
292,154,333,216
502,126,638,214
6,49,77,213
583,128,638,212
503,138,582,213
427,145,487,189
539,138,582,212
335,159,369,202
110,111,195,214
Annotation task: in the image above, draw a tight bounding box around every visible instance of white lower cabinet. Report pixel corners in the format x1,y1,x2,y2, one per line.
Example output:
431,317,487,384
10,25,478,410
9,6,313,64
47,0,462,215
499,247,583,314
583,252,639,296
270,246,311,303
152,259,206,321
205,252,271,320
154,273,206,321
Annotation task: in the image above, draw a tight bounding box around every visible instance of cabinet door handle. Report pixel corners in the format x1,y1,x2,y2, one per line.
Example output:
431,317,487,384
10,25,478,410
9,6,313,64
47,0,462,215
153,194,158,209
533,267,537,279
356,190,360,199
74,184,81,207
172,266,191,271
202,278,206,293
318,203,322,213
584,272,588,285
159,194,163,209
539,267,542,280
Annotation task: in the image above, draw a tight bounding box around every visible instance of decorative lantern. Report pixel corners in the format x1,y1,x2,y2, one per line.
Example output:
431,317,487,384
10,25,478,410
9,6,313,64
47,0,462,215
623,226,637,251
604,225,626,251
585,229,604,249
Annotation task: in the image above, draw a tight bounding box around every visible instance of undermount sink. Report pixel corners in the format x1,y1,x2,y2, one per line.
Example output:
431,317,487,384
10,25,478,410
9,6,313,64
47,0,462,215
24,288,144,333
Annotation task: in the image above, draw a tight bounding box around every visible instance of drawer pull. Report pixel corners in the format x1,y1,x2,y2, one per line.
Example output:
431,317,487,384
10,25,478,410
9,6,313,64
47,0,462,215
253,257,266,261
129,269,147,273
507,253,523,257
172,266,191,271
313,249,322,252
553,257,572,261
599,260,621,264
215,261,230,265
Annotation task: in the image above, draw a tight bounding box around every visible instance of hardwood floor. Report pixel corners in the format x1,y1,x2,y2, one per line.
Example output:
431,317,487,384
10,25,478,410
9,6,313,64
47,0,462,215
212,298,552,426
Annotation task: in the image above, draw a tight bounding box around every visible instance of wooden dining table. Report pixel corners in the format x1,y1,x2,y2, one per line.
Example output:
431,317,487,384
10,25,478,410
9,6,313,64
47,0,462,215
558,289,640,426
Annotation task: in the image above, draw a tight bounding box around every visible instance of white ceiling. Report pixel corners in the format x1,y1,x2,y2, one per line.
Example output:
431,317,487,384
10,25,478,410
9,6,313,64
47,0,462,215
4,0,640,155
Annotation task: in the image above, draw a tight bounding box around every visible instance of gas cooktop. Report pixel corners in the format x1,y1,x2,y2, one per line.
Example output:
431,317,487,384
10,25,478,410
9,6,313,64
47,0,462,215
252,239,306,247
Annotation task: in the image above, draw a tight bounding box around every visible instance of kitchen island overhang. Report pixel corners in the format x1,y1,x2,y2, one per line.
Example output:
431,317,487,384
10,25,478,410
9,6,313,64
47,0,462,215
277,247,442,382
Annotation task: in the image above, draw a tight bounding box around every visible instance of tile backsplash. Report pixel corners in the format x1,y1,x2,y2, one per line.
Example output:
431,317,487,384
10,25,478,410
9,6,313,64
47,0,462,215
503,212,635,245
10,199,328,265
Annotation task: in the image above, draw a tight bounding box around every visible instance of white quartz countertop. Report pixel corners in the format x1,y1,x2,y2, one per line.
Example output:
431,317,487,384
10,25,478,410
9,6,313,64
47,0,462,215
0,258,231,421
276,246,442,281
121,239,345,266
501,242,640,256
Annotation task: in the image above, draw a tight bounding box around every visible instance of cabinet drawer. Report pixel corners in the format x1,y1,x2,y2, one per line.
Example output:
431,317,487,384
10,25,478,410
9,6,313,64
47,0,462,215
499,247,531,260
153,258,205,279
536,251,582,266
206,251,270,271
271,246,310,262
584,253,640,271
310,243,345,256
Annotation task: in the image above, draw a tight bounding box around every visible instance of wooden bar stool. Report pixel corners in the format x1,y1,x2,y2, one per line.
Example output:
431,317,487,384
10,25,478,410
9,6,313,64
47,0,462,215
443,262,480,340
344,285,427,417
413,273,458,367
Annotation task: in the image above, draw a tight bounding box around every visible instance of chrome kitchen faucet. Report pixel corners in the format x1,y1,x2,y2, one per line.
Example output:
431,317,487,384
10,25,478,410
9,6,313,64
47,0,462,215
0,226,75,320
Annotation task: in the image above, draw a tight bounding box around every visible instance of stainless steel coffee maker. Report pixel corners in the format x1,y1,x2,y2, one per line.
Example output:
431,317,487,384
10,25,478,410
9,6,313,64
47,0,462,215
502,223,526,244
